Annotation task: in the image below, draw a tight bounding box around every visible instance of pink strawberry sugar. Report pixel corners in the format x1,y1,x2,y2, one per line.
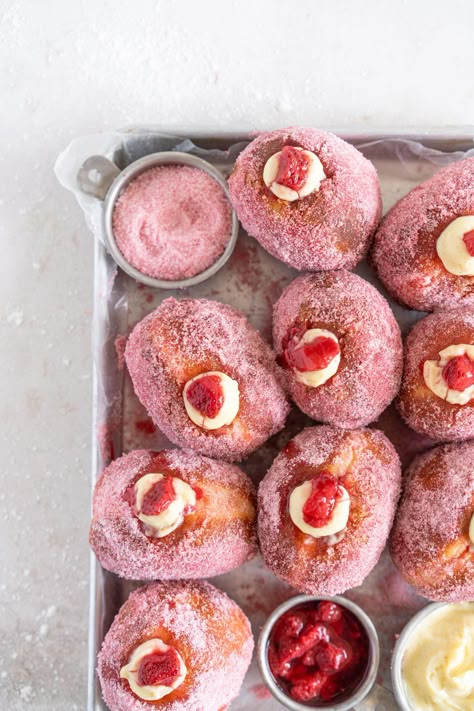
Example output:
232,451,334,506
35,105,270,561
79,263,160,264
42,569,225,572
125,297,290,461
390,441,474,602
372,156,474,312
228,127,381,272
397,308,474,441
258,425,401,596
273,271,403,428
89,449,257,580
112,165,232,281
97,580,253,711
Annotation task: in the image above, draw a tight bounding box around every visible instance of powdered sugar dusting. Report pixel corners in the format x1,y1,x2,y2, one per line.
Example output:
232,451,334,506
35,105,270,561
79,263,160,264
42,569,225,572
390,441,474,601
398,308,474,441
273,271,403,428
228,127,381,272
90,449,257,580
372,157,474,311
112,165,232,281
258,425,401,596
97,580,253,711
125,297,290,461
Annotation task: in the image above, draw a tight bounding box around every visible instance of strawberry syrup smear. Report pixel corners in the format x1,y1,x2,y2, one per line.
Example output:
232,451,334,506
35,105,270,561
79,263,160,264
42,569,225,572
268,601,369,703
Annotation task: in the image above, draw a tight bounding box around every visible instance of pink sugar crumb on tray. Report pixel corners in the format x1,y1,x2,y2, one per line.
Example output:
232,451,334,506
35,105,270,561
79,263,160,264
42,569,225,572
112,165,232,281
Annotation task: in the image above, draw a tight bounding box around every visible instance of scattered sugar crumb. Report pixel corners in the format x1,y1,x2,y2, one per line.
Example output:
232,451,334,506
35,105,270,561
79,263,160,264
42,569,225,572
19,685,33,701
7,309,24,326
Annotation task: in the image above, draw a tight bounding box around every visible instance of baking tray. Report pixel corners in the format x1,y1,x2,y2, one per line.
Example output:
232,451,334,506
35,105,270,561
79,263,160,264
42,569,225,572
57,129,474,711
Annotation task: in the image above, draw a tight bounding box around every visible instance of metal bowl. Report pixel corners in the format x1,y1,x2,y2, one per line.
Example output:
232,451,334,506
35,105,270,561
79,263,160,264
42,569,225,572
77,151,239,289
391,602,444,711
257,594,380,711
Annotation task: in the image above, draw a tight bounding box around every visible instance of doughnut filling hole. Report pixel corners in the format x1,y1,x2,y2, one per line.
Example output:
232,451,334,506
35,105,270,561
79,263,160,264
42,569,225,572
283,328,341,388
423,344,474,405
289,470,350,540
183,371,240,430
436,216,474,276
120,638,187,701
263,146,326,201
134,473,197,538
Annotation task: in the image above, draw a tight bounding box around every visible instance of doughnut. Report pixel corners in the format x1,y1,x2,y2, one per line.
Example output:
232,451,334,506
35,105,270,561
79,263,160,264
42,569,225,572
372,157,474,311
125,297,289,461
258,425,401,596
228,127,381,272
390,441,474,602
272,271,403,428
98,580,253,711
397,308,474,441
89,449,257,580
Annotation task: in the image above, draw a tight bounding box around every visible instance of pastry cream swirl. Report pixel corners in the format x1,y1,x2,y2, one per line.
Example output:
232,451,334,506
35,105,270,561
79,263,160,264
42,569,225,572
402,603,474,711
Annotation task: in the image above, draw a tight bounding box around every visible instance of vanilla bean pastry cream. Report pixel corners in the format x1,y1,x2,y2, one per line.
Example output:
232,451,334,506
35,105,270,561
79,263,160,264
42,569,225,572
401,603,474,710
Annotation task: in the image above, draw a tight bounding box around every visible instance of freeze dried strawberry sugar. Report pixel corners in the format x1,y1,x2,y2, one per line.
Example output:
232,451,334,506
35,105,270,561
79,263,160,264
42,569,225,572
268,601,369,703
137,647,181,687
186,375,224,419
463,229,474,256
302,472,340,528
442,354,474,391
275,146,311,192
141,477,176,516
285,334,339,372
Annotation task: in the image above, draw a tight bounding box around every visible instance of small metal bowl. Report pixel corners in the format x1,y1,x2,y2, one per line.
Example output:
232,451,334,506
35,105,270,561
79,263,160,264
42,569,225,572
257,594,380,711
391,602,443,711
77,151,239,289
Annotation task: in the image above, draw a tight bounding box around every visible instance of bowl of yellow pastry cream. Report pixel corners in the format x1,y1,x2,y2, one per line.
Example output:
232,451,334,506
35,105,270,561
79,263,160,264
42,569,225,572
391,602,474,711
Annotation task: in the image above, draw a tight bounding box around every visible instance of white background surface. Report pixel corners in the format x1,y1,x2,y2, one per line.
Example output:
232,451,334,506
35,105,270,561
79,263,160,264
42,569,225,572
0,1,473,709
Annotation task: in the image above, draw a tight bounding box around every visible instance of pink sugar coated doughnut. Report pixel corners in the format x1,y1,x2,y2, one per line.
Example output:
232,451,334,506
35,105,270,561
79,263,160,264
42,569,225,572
372,157,474,312
112,165,232,281
125,297,290,461
397,308,474,441
272,271,403,428
390,441,474,602
258,426,401,596
228,127,381,272
89,449,258,580
98,580,254,711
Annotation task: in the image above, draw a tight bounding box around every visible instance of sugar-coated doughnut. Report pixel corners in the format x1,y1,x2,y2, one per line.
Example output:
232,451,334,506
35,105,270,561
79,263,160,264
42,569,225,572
228,127,381,272
125,297,289,461
398,308,474,441
390,441,474,602
98,580,253,711
89,449,257,580
272,271,403,428
372,157,474,311
258,426,401,596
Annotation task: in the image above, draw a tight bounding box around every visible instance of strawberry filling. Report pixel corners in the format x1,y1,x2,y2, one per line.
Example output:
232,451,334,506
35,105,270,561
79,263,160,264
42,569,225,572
186,374,224,419
137,647,181,687
275,146,311,192
141,477,176,516
302,472,342,528
442,354,474,392
285,335,339,373
268,601,369,703
463,229,474,256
